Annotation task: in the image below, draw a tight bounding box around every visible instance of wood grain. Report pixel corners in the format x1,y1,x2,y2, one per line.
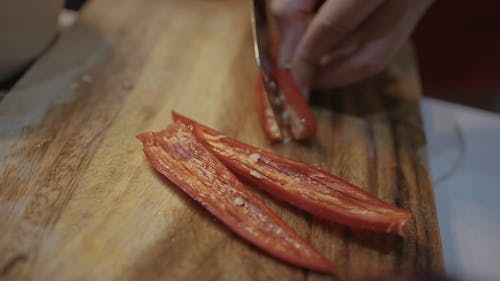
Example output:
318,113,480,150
0,0,443,280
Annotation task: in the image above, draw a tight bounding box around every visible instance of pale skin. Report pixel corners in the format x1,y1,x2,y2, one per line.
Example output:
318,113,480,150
271,0,435,94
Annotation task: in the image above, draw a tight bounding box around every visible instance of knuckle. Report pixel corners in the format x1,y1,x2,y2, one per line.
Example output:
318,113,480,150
271,0,310,20
271,0,295,19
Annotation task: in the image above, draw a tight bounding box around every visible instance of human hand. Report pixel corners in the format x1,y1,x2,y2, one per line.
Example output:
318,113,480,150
271,0,434,94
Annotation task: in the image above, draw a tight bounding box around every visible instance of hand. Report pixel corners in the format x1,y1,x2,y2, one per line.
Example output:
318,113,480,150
271,0,434,93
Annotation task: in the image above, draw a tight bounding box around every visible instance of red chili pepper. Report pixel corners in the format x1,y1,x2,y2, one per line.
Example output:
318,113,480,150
256,74,283,142
273,68,316,140
256,39,316,143
172,112,412,235
137,122,336,273
256,69,316,142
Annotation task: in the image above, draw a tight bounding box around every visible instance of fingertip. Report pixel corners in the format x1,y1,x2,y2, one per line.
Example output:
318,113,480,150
270,0,317,22
291,52,315,91
271,0,317,68
276,20,310,68
269,0,289,20
288,64,311,100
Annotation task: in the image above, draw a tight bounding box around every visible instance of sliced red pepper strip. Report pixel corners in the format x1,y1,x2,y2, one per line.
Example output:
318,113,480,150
137,122,336,273
256,39,316,142
172,112,412,235
256,74,283,142
256,69,316,142
273,68,316,140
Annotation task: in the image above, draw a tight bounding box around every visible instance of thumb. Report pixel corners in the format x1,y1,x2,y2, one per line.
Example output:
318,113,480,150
271,0,317,67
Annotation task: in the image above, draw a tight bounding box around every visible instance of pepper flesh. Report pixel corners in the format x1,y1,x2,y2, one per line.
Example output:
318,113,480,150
256,39,316,142
172,112,412,235
137,122,336,273
273,68,316,140
256,74,283,142
256,69,316,142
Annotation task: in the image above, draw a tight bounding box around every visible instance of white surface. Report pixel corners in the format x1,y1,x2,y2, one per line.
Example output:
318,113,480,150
421,98,500,281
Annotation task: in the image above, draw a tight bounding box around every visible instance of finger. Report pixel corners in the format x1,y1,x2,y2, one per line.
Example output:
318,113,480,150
318,30,364,66
291,0,384,86
313,39,393,88
313,0,434,88
271,0,317,67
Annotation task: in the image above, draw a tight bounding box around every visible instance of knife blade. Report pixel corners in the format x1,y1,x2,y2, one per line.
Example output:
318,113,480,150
250,0,274,79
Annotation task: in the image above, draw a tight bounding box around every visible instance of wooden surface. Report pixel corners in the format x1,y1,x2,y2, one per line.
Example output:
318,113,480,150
0,0,443,280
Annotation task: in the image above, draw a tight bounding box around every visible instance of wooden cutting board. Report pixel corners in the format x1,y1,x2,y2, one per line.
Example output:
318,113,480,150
0,0,443,280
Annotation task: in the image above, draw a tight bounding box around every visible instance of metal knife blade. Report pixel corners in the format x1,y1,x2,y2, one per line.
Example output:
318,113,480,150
250,0,274,78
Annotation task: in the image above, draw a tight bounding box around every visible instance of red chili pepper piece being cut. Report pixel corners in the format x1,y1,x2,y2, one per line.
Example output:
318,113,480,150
256,39,316,143
256,68,316,143
273,68,316,140
256,74,283,142
172,112,412,236
137,122,336,273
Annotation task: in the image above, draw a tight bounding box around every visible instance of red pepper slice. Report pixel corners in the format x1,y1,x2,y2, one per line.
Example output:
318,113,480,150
172,112,412,235
273,68,316,140
137,122,336,273
256,39,316,142
257,69,316,142
256,74,283,142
